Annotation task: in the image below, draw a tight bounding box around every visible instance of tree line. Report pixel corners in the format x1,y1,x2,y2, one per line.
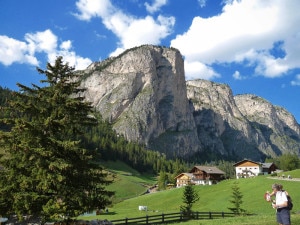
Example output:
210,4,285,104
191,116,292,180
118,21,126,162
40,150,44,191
265,154,300,172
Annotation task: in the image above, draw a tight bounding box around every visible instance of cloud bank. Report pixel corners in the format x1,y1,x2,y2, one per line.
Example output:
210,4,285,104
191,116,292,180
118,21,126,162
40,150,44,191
74,0,175,56
145,0,168,14
171,0,300,80
0,29,92,70
1,0,300,83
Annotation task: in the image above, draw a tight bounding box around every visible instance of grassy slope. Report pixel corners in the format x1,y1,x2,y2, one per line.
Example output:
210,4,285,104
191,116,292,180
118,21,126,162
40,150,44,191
100,160,157,203
79,169,300,224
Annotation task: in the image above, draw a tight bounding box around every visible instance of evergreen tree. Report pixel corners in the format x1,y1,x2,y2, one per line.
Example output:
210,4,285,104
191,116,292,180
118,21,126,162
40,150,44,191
0,57,114,222
228,182,245,214
216,160,236,179
266,154,300,171
157,171,168,190
279,153,300,171
180,184,199,217
0,86,13,131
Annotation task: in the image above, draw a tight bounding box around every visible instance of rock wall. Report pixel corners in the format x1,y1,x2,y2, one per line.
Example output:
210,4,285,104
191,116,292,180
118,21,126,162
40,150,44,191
80,45,200,157
78,45,300,161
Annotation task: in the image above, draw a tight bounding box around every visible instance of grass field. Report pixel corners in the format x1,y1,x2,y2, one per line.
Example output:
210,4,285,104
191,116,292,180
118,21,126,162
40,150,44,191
78,165,300,224
166,214,300,225
100,160,157,203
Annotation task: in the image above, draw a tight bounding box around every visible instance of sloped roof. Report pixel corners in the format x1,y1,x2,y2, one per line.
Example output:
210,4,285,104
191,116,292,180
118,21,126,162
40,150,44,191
175,173,193,179
233,159,261,167
191,166,225,175
262,162,276,169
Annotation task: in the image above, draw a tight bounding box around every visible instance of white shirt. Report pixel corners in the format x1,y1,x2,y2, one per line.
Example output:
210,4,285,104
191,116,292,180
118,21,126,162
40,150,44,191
275,191,288,208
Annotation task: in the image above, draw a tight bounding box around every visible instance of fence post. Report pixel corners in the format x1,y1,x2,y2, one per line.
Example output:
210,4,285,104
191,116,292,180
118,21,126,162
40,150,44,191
222,212,224,218
180,211,183,221
125,217,128,225
146,215,149,225
209,212,212,219
162,213,164,223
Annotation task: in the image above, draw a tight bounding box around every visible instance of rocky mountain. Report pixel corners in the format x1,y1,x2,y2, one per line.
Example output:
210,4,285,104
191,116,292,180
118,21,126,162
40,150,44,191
187,80,300,161
78,45,300,161
79,45,200,158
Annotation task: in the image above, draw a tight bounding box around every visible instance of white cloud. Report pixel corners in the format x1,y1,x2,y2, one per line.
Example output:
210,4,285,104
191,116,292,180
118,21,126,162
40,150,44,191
185,60,219,80
119,15,174,50
60,40,72,50
25,29,57,54
145,0,167,14
232,70,246,80
291,74,300,86
197,0,207,8
0,30,91,70
254,54,289,78
48,50,92,70
0,35,38,66
171,0,300,80
74,0,114,21
235,49,289,77
75,0,175,57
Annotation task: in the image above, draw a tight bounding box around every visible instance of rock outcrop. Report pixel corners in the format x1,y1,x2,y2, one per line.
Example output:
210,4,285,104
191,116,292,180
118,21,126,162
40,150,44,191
187,80,300,160
234,94,300,156
78,45,300,161
79,45,200,157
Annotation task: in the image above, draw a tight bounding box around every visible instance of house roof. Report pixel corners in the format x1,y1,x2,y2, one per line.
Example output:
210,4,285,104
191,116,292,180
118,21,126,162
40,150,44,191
175,173,193,179
191,166,225,175
262,162,276,169
233,159,261,167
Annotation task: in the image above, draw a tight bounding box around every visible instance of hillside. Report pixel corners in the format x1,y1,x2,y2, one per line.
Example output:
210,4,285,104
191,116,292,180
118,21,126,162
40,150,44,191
79,169,300,221
78,45,300,162
100,160,157,203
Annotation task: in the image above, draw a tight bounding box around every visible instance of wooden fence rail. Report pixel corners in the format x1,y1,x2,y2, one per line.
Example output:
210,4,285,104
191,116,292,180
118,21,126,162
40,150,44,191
110,211,236,225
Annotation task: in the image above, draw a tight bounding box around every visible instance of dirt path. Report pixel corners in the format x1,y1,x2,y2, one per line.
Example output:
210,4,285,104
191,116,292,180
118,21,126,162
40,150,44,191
267,177,300,182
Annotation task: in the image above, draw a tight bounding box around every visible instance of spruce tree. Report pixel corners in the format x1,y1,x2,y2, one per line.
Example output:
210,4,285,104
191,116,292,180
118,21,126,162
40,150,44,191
228,181,245,214
158,171,168,190
0,57,114,222
180,184,199,217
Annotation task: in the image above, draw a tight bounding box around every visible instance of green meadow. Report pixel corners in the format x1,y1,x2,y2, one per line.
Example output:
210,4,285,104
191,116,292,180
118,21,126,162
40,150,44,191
79,163,300,224
100,160,157,203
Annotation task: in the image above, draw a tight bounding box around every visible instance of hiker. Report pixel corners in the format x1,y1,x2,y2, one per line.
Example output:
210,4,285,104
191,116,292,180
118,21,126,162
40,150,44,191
270,183,291,225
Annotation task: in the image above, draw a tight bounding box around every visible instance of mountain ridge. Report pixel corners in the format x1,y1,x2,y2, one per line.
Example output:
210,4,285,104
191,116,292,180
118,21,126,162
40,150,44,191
78,45,300,161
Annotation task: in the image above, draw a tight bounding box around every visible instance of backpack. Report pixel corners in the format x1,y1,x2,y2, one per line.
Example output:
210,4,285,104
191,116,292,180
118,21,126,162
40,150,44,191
281,190,293,210
287,195,293,210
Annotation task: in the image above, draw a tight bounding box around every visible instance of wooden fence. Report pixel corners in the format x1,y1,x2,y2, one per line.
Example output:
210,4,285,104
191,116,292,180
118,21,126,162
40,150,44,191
110,211,236,225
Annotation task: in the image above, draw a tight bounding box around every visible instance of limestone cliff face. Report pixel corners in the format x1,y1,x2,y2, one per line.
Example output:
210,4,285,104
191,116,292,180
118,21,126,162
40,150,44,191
79,45,200,157
186,80,300,160
234,94,300,156
186,80,259,159
78,45,300,161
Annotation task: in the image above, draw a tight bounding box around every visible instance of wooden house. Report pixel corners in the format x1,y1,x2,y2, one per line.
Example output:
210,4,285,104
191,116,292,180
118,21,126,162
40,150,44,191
233,159,277,179
174,173,193,187
175,166,225,187
262,162,278,174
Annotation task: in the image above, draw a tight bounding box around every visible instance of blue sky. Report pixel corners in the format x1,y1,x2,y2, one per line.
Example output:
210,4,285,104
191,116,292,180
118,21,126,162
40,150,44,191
1,0,300,122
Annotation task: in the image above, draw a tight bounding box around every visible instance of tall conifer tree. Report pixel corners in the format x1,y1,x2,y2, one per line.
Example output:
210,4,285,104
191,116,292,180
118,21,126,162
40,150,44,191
228,181,245,214
180,184,199,217
0,57,113,222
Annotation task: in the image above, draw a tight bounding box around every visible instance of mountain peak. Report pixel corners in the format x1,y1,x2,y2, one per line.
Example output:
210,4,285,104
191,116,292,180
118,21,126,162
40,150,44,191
79,45,300,161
